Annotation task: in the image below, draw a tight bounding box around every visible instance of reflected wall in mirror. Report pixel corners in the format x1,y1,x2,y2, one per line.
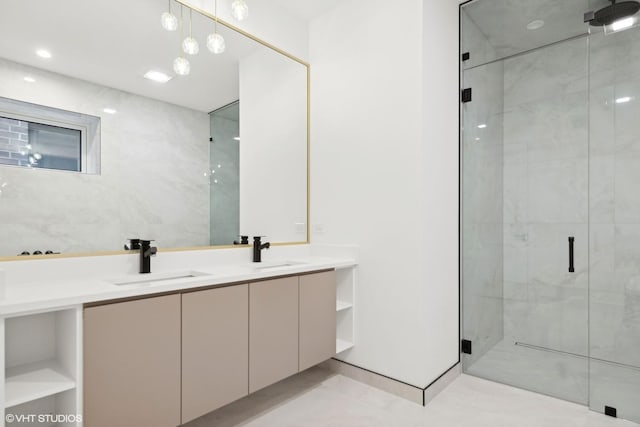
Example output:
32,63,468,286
0,0,308,258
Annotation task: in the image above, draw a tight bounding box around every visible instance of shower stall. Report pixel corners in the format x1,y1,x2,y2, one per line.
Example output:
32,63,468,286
460,0,640,422
209,101,240,246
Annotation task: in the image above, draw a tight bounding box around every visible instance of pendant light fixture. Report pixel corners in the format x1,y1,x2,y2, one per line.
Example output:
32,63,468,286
174,6,191,75
206,0,226,54
182,8,199,55
161,0,178,31
231,0,249,21
173,56,191,75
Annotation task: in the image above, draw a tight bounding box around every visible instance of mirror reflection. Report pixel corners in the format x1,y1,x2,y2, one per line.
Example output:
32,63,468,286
0,0,308,257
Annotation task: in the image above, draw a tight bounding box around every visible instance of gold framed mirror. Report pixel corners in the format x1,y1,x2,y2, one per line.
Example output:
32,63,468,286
0,0,309,260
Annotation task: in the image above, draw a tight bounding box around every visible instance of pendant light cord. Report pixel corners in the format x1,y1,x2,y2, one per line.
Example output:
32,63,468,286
179,5,184,56
214,0,218,33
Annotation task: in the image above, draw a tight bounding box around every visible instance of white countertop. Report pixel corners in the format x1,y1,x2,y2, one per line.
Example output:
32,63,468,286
0,257,357,316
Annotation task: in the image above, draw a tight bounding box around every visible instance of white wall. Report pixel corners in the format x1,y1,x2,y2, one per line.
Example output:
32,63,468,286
310,0,459,387
420,0,461,386
239,47,307,242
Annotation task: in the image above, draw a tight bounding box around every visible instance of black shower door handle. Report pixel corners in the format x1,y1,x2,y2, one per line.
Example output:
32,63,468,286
568,237,575,273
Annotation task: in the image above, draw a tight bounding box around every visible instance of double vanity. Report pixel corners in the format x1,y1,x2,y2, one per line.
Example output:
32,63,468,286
0,256,356,427
0,0,345,424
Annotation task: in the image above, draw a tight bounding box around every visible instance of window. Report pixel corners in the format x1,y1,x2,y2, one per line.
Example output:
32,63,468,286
0,117,81,172
0,97,100,174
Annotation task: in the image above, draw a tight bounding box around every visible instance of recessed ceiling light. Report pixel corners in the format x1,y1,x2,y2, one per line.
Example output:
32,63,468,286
477,124,487,129
23,77,36,83
143,70,172,83
526,20,545,30
616,96,632,104
103,108,117,114
36,49,52,59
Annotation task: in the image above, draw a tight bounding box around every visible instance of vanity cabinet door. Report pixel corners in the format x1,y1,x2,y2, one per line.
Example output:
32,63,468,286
181,284,249,424
83,294,181,427
249,277,299,393
299,270,337,371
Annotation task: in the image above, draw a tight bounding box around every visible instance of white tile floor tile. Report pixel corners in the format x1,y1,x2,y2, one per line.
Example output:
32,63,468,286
184,367,640,427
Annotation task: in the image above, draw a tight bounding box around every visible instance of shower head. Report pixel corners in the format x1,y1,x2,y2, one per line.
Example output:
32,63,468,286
588,0,640,26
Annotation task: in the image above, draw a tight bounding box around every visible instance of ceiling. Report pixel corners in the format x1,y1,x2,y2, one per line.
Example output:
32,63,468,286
0,0,298,112
269,0,343,22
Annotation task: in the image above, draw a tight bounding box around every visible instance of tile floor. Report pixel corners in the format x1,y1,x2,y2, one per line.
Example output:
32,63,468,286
185,367,640,427
465,338,588,404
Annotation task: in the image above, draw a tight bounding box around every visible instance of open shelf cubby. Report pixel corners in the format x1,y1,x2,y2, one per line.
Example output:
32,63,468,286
3,308,81,425
335,268,355,354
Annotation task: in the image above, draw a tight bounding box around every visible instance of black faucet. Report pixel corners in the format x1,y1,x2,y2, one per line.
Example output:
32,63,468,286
140,240,157,274
124,238,141,250
252,236,270,262
233,235,249,245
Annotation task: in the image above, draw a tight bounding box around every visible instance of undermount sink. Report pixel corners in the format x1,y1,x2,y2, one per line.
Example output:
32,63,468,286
252,260,308,270
110,270,209,286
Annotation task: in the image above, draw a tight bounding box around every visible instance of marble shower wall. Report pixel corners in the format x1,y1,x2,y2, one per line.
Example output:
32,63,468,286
588,27,640,423
502,37,589,357
463,5,640,420
0,58,210,255
461,14,505,368
460,9,499,70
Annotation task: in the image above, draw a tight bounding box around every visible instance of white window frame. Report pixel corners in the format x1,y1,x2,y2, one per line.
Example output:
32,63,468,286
0,97,100,174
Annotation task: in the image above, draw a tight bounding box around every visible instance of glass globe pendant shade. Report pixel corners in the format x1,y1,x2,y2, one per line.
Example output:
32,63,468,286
207,33,225,54
161,12,178,31
231,0,249,21
173,56,191,75
182,37,199,55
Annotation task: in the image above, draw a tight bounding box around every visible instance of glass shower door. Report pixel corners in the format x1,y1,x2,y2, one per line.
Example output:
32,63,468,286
209,102,240,245
588,24,640,423
461,35,591,404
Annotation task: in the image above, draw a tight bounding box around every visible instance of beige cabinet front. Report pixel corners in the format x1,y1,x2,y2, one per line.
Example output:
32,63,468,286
181,284,249,424
84,294,181,427
82,269,338,425
249,276,299,393
299,270,337,371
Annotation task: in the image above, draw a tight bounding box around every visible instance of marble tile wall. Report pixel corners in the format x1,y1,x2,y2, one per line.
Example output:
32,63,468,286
502,37,589,359
0,58,210,255
587,29,640,421
460,9,498,70
461,27,504,367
